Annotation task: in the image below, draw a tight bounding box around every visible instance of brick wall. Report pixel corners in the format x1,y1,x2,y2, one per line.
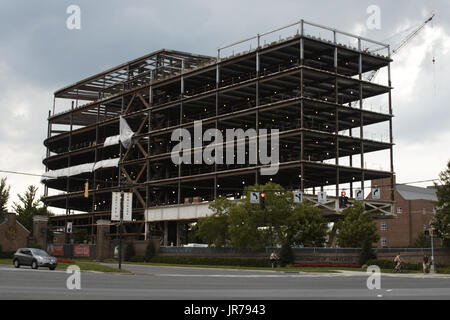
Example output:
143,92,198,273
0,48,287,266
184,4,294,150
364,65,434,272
0,213,30,252
156,247,450,265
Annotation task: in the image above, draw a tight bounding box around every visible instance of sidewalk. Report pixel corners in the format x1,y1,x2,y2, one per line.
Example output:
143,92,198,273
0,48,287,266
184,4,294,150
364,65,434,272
337,270,450,278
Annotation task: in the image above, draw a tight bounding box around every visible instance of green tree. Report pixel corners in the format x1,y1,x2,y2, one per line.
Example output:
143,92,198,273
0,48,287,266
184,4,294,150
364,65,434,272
144,241,156,262
256,183,294,246
335,202,380,248
359,238,377,265
124,242,136,261
279,242,294,267
187,222,201,244
13,185,53,233
414,232,431,248
199,183,331,251
280,202,329,247
228,199,265,251
227,183,293,251
431,160,450,247
197,196,232,247
0,177,10,219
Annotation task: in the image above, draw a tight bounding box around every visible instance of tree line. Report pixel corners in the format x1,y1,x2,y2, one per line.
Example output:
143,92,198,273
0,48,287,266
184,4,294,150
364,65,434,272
193,159,450,252
1,160,448,249
192,182,379,251
0,177,53,234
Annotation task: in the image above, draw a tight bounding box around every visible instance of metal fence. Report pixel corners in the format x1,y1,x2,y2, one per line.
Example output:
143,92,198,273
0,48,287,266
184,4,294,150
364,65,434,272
159,246,448,255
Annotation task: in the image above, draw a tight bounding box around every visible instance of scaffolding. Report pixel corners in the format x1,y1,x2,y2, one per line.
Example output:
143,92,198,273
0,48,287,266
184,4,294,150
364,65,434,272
44,20,395,244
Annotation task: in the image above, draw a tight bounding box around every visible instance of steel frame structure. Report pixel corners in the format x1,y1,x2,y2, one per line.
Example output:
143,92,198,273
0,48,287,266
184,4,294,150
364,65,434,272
44,20,395,243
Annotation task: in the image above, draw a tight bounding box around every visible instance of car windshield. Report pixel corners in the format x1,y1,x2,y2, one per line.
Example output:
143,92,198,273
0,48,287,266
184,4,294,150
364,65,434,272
31,249,50,257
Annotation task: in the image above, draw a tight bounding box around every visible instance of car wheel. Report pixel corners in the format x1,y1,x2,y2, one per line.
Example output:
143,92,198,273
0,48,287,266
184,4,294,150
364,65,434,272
13,259,20,268
31,260,39,270
49,266,56,271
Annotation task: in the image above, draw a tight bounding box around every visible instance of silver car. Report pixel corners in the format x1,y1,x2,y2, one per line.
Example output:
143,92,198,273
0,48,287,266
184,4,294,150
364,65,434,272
13,248,58,270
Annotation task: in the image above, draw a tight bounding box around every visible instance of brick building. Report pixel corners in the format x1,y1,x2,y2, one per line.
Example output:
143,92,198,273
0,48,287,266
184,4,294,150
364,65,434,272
371,178,437,248
0,213,30,252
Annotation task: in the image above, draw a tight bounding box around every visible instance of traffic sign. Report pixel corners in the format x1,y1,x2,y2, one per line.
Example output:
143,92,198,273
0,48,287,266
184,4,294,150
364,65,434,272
318,191,327,203
355,189,364,200
293,191,303,203
250,192,260,204
371,187,380,200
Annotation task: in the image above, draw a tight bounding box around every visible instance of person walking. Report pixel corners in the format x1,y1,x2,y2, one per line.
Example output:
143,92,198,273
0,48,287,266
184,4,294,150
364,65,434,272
423,254,430,274
270,251,279,268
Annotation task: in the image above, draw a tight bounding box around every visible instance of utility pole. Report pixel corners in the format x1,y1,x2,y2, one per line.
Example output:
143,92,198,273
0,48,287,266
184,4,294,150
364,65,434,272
112,190,124,270
118,190,124,270
430,228,436,273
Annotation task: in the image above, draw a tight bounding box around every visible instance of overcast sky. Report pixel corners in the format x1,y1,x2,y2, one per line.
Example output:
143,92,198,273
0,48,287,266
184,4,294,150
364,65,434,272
0,0,449,211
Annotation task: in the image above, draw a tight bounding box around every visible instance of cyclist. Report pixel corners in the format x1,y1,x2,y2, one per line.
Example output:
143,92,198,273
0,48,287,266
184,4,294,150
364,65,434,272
393,253,403,272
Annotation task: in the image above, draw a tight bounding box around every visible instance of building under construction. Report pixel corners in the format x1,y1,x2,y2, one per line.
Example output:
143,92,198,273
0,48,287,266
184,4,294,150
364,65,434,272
44,20,395,245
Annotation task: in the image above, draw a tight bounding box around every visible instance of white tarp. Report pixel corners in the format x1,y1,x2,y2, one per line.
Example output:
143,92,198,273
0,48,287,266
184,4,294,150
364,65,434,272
104,135,120,147
42,158,120,181
120,116,134,148
93,158,120,171
42,117,133,182
102,117,134,148
69,163,95,176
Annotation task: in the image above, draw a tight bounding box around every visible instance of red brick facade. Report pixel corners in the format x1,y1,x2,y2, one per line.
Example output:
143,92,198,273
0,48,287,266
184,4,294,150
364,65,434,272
0,213,30,252
371,178,437,248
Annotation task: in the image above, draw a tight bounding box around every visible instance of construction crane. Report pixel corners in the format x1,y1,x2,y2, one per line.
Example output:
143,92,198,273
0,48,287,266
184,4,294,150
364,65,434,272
365,11,435,82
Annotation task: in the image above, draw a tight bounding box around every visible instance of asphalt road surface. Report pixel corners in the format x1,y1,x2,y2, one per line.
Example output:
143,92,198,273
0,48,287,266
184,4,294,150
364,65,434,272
1,263,450,300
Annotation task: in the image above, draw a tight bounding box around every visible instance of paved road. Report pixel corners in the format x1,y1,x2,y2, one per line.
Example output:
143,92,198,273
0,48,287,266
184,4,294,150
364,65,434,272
1,264,450,300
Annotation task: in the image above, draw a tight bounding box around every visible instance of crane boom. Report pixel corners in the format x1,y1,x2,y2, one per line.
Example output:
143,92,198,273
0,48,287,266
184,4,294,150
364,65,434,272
392,13,435,54
366,12,435,82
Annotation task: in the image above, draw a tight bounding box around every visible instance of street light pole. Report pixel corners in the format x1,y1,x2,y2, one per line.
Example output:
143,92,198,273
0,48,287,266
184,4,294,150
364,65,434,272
430,229,436,273
118,190,124,270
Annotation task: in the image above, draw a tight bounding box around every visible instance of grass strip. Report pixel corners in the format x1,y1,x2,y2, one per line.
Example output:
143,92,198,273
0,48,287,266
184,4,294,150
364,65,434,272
0,259,130,273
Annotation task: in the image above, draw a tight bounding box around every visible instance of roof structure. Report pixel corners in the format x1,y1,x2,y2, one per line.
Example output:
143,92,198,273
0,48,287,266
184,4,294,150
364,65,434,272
53,49,215,101
396,184,437,201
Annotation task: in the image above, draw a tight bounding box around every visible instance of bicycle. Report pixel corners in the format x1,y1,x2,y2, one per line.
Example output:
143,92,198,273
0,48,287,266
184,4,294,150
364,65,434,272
393,261,404,273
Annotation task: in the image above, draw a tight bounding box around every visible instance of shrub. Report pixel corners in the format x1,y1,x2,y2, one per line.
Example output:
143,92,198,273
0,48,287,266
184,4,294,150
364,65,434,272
365,259,425,271
279,243,294,267
144,241,156,262
359,239,377,265
291,262,360,268
414,232,431,248
124,243,136,261
128,256,146,263
148,256,270,268
0,251,14,259
366,259,394,269
57,257,75,264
